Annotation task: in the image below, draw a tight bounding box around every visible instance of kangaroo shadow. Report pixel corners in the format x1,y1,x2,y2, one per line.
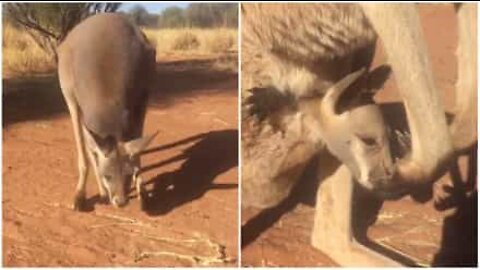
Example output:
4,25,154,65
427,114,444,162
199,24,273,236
3,75,67,127
148,58,238,109
140,129,238,216
431,143,477,266
2,57,238,127
79,194,110,212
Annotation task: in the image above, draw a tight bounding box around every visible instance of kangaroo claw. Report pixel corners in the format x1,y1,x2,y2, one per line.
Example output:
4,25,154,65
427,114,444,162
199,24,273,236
73,191,86,211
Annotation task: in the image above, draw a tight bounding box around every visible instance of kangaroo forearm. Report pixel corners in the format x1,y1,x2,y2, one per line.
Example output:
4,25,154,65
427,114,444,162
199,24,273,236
361,4,454,180
450,3,477,152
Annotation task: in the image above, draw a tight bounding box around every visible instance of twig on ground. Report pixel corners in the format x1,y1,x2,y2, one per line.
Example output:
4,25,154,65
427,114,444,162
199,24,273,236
213,117,229,126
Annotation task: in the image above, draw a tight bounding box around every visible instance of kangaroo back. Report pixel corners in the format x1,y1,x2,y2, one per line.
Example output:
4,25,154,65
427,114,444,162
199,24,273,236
58,13,155,140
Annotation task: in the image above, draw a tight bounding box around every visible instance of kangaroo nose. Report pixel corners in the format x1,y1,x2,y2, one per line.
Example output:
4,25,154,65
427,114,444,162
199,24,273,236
112,196,127,207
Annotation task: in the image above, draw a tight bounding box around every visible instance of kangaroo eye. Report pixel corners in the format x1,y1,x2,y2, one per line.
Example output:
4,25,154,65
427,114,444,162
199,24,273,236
104,175,112,181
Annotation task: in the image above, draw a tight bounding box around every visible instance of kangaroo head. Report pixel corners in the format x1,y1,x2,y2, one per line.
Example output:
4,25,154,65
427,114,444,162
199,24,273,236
310,66,396,193
83,128,158,207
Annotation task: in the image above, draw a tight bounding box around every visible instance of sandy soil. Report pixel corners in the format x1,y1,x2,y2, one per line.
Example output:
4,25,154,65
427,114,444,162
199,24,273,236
3,55,239,266
241,4,477,267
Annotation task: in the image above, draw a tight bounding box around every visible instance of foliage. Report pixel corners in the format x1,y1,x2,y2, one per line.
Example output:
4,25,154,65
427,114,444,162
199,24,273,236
3,23,55,76
143,28,237,53
3,3,121,61
126,4,158,28
171,31,200,51
158,3,237,29
157,7,186,28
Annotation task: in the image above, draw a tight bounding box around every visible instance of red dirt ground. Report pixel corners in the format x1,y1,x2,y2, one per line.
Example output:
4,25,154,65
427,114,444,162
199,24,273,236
241,4,477,267
3,54,239,266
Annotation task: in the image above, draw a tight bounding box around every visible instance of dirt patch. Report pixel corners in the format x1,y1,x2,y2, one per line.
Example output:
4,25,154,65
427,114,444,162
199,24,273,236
3,57,239,266
241,4,477,267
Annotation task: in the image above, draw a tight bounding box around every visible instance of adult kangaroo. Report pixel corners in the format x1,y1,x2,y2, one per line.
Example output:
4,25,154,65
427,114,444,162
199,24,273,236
57,13,157,210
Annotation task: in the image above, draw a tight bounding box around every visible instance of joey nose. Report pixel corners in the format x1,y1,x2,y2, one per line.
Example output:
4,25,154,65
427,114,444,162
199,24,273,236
384,167,394,179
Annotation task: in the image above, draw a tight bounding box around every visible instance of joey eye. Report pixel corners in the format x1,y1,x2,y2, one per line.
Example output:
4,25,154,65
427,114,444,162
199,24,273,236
104,175,112,181
359,136,377,147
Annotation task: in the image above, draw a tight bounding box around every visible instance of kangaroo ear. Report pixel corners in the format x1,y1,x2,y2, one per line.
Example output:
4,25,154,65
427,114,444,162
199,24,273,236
82,126,115,157
122,130,159,157
366,64,392,94
337,65,392,112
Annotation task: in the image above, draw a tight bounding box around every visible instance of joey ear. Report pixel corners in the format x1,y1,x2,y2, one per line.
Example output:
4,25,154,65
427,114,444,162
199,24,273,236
82,126,115,156
343,65,391,109
122,130,159,157
366,64,392,94
321,67,367,116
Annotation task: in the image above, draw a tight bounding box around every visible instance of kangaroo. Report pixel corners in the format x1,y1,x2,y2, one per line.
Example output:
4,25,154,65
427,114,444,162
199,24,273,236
242,68,397,208
242,3,399,208
57,13,157,210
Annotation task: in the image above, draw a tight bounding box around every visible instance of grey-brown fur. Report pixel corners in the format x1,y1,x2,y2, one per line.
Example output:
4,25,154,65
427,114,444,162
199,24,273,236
58,13,155,140
242,4,393,208
58,13,157,210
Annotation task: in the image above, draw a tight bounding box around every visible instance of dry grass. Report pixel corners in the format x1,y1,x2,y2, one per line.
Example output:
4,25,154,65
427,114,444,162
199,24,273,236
143,28,238,54
212,53,238,73
171,31,201,51
3,23,55,78
3,24,238,78
144,28,238,73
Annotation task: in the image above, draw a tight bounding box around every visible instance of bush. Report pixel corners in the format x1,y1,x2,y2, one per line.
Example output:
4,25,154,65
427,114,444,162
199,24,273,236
3,23,55,76
171,31,200,51
142,28,237,54
203,29,235,52
158,3,237,28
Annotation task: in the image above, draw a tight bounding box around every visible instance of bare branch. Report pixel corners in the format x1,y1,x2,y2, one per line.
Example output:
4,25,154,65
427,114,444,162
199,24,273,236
4,3,123,62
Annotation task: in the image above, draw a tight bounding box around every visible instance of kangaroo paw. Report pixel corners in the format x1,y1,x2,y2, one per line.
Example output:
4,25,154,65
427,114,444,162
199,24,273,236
73,191,86,211
134,174,148,210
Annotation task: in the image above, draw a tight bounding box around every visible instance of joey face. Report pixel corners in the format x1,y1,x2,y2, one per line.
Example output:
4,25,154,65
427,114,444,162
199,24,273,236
313,67,400,195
